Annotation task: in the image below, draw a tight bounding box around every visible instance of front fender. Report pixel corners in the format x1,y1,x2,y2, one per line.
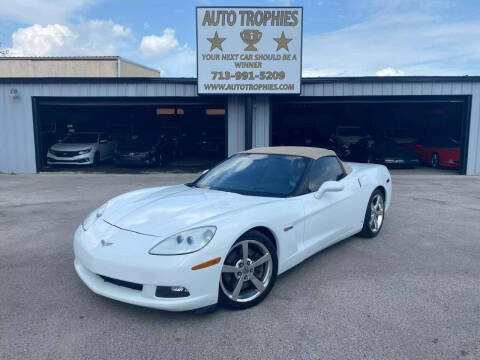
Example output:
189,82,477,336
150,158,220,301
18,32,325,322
210,197,305,274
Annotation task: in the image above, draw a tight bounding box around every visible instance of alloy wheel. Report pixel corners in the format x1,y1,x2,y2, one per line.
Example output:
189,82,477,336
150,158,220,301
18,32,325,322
220,239,273,303
431,153,440,168
369,194,384,233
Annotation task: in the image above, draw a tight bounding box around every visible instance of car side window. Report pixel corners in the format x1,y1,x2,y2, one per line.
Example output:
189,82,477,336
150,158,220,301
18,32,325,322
307,157,345,192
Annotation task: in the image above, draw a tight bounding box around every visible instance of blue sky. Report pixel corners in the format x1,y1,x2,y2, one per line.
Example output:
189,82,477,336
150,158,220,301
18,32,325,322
1,0,479,77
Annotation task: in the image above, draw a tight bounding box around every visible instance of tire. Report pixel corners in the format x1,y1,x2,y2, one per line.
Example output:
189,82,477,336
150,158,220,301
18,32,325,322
360,189,385,238
93,152,100,166
431,152,440,168
156,154,163,167
218,230,277,310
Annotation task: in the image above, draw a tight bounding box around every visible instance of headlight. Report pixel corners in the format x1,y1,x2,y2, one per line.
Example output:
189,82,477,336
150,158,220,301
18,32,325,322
82,201,109,231
78,148,92,155
149,226,216,255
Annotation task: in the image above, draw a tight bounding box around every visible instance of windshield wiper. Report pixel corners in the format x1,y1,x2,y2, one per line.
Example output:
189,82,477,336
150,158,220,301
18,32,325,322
187,183,210,189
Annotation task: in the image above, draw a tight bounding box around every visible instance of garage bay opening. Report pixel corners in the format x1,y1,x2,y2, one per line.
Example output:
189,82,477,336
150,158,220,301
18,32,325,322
34,97,227,173
271,96,470,174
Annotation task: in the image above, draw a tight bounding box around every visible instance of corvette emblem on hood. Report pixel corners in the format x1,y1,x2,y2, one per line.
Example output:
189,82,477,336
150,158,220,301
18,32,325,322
100,240,113,247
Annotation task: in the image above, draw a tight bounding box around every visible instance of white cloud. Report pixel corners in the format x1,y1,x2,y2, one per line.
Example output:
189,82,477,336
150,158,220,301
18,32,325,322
9,24,76,56
76,20,134,55
6,21,191,76
302,68,339,77
155,47,196,77
302,12,480,76
0,0,95,25
140,29,179,58
137,28,195,76
8,20,134,56
376,67,405,76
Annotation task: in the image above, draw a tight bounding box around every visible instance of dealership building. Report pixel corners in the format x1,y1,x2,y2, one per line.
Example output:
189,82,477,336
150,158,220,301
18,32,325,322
1,57,480,175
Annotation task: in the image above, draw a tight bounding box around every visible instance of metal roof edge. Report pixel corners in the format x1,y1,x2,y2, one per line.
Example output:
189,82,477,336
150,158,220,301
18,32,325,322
0,77,197,84
0,76,479,84
0,56,121,61
301,76,480,83
117,57,161,75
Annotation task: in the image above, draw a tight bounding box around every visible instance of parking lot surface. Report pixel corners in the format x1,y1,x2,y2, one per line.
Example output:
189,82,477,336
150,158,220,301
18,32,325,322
1,172,479,360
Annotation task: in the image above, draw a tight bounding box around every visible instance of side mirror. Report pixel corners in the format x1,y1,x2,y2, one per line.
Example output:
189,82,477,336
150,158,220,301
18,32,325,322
99,139,108,144
314,181,344,199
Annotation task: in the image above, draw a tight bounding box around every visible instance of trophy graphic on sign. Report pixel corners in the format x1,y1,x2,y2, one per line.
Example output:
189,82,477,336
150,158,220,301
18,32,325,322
240,29,262,51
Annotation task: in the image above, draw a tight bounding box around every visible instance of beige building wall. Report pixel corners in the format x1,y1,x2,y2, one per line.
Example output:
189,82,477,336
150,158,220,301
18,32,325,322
0,59,118,77
119,59,160,77
0,57,160,77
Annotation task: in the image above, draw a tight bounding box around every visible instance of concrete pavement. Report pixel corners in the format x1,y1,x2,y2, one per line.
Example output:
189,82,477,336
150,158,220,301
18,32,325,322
1,173,479,359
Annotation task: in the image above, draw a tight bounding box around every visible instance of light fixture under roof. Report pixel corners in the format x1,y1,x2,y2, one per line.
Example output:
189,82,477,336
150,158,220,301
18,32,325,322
156,108,175,115
206,108,226,115
9,88,19,99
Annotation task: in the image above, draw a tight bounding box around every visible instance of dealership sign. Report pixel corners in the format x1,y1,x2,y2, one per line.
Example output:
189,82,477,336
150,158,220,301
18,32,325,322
196,7,303,94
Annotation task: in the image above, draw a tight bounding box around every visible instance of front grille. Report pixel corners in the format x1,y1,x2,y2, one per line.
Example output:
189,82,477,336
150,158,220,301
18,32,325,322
117,152,149,159
99,275,143,291
48,158,89,163
155,286,190,298
51,149,81,157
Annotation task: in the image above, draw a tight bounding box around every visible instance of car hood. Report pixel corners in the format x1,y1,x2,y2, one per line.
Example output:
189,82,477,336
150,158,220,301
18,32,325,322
382,146,418,158
51,143,95,151
103,185,274,237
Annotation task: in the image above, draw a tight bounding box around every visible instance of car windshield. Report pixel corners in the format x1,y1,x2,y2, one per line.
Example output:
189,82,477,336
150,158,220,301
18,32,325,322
118,134,156,150
193,153,310,197
429,137,459,147
63,133,98,143
374,137,400,147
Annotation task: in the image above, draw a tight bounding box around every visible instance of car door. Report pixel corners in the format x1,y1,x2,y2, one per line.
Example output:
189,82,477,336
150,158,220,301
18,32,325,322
300,156,362,256
99,133,114,160
105,134,116,158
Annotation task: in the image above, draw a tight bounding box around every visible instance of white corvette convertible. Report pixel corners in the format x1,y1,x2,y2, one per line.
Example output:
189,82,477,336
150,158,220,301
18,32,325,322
74,147,391,311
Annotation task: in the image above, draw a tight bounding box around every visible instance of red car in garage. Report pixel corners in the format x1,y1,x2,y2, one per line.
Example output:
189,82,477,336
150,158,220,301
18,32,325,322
409,136,460,168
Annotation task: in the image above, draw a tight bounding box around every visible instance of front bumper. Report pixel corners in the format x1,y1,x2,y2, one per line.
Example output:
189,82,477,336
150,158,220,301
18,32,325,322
113,152,157,166
440,158,460,167
73,223,227,311
383,158,419,168
47,152,93,165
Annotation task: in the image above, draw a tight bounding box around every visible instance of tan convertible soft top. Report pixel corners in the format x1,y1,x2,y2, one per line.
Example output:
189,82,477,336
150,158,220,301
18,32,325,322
241,146,352,174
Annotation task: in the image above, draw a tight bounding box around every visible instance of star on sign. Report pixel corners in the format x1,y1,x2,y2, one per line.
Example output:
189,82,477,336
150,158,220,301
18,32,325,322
273,31,292,52
207,31,226,51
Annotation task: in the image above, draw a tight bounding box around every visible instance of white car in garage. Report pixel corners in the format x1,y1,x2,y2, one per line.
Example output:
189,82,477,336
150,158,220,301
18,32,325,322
47,132,116,166
74,147,392,312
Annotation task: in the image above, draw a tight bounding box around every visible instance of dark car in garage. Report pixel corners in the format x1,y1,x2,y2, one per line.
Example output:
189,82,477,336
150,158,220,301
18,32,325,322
113,134,173,167
349,136,420,168
196,130,225,155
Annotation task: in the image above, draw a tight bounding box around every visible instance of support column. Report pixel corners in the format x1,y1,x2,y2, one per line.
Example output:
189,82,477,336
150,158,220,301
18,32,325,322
245,96,253,150
227,96,245,156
